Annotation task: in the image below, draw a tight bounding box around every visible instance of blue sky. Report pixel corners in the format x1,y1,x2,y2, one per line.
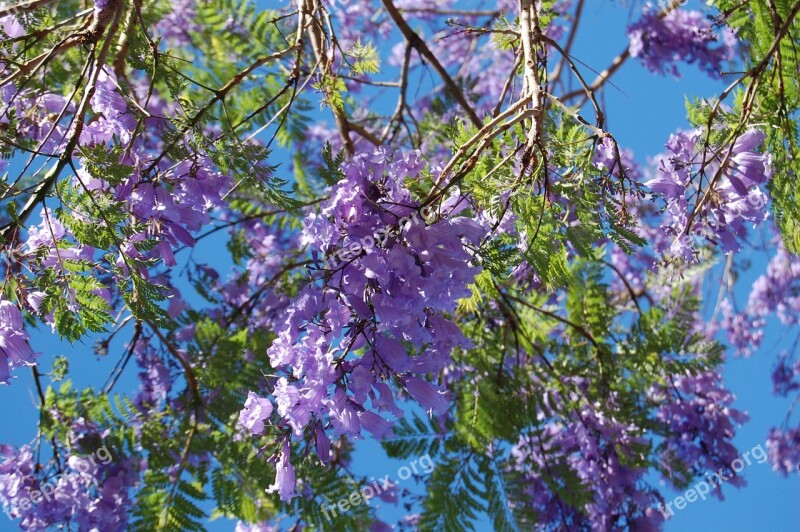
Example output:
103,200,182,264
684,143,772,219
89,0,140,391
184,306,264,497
2,1,798,531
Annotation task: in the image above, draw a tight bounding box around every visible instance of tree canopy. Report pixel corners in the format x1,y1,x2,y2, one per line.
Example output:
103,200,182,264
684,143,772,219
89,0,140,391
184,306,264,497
0,0,799,530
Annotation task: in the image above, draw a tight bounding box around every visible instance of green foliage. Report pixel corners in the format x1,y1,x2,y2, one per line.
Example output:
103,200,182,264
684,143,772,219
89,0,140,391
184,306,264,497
383,412,446,459
50,356,69,382
118,271,171,328
41,381,138,461
452,108,644,294
211,139,297,209
419,453,484,531
195,0,285,64
314,75,348,112
79,145,135,186
399,237,725,529
34,264,113,342
347,39,381,75
133,474,208,532
318,143,346,186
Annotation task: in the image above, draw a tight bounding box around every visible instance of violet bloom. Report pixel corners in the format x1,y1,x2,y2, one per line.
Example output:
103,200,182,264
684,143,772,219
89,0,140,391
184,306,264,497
0,300,39,384
653,371,747,492
0,442,137,529
766,428,800,476
646,128,770,257
25,209,95,270
261,149,478,468
593,137,641,182
156,0,200,48
266,442,296,502
628,6,736,78
0,12,24,39
720,239,800,354
727,130,770,183
238,391,274,435
644,130,698,200
315,424,331,464
358,410,393,440
81,68,136,145
403,376,449,415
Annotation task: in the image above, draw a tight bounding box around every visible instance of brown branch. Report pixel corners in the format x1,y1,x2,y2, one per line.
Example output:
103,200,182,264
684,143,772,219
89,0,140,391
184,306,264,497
381,41,411,143
381,0,482,128
550,0,584,85
423,99,535,205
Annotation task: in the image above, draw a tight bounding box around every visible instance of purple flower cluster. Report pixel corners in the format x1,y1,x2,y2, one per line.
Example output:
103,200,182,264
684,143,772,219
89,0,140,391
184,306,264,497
645,129,771,259
508,378,659,529
238,149,483,499
239,391,273,435
25,208,96,272
505,367,745,529
628,5,736,78
766,428,800,476
132,336,172,412
720,239,800,355
124,156,232,268
0,443,138,530
155,0,200,48
7,65,234,316
81,69,136,146
652,371,748,492
0,86,73,154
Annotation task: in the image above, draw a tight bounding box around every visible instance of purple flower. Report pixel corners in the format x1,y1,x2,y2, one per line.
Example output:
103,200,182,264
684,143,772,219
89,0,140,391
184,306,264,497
0,300,39,384
266,442,296,502
0,13,25,39
726,129,771,187
721,239,800,354
238,392,274,435
358,410,393,440
259,149,477,470
328,387,360,436
132,338,171,412
315,425,331,464
403,376,449,415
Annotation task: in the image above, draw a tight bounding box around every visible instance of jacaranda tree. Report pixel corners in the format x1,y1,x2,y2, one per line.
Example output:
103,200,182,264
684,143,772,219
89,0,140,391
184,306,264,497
0,0,799,529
